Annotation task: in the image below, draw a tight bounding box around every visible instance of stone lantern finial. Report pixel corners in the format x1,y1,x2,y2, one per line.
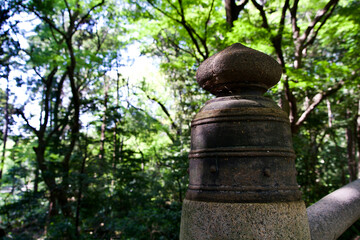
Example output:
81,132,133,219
196,43,282,96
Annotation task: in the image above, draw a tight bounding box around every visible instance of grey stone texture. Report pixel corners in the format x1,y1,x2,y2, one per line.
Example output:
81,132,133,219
180,199,311,240
196,43,282,96
307,179,360,240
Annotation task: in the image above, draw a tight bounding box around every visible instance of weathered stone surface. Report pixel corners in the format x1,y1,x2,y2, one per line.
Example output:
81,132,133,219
196,43,282,96
180,43,310,239
307,179,360,240
187,95,301,203
188,46,300,203
180,199,311,240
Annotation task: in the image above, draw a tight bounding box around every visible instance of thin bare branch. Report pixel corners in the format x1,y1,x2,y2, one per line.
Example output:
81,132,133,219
33,67,46,82
187,26,208,59
165,0,182,17
294,79,345,132
204,0,216,38
74,0,105,33
177,0,207,59
303,2,337,49
47,111,70,142
166,34,200,62
147,0,181,24
299,0,339,44
146,0,208,60
49,26,63,45
146,93,179,131
16,109,38,135
25,5,66,38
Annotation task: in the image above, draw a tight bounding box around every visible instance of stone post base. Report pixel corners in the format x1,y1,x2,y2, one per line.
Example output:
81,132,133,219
180,199,311,240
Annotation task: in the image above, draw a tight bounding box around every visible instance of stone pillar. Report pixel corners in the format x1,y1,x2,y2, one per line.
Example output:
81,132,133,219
180,43,311,240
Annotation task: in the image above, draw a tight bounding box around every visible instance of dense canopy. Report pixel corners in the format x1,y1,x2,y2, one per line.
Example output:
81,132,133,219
0,0,359,239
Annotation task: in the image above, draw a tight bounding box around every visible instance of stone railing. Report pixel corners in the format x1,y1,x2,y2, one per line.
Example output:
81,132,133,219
179,43,360,240
307,179,360,240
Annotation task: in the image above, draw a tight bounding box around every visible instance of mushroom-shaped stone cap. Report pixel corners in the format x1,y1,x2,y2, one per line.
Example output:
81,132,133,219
196,43,282,96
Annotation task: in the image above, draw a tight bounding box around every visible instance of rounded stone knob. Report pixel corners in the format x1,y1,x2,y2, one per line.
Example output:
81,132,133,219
196,43,282,96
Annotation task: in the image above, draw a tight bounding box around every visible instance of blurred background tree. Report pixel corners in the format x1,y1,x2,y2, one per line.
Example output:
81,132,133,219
0,0,359,239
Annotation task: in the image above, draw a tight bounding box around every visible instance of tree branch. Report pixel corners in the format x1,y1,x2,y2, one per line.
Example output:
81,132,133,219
290,0,300,39
271,0,290,68
283,75,298,127
165,32,200,62
278,0,290,37
165,0,182,17
25,4,66,38
293,79,345,133
74,0,105,33
146,93,179,132
146,0,181,24
177,0,208,59
47,71,69,141
53,71,67,123
291,0,338,69
204,0,216,40
225,0,249,26
41,67,58,133
49,26,63,45
63,0,73,22
299,0,339,45
147,0,208,60
33,67,46,82
251,0,270,30
183,23,208,60
303,2,337,49
16,109,38,135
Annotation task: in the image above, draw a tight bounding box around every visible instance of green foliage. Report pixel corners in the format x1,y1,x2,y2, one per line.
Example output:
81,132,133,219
119,202,181,240
1,0,360,239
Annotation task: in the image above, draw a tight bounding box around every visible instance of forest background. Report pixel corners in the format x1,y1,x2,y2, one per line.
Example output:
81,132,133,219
0,0,360,239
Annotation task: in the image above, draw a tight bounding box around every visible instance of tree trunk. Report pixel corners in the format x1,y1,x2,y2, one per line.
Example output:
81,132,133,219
356,99,360,179
99,76,109,171
34,139,72,220
309,132,319,186
0,80,10,185
225,0,249,27
34,165,39,194
75,131,88,237
346,109,357,182
111,73,122,190
327,99,333,127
